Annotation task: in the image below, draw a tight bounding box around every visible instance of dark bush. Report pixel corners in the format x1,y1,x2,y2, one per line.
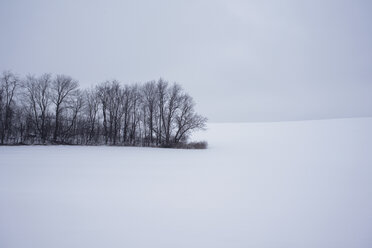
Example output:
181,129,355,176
160,141,208,149
186,141,208,149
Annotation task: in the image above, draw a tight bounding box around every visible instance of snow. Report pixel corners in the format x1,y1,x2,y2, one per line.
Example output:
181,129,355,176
1,118,372,248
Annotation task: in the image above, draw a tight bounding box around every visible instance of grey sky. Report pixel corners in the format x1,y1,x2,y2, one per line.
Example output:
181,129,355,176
1,0,371,122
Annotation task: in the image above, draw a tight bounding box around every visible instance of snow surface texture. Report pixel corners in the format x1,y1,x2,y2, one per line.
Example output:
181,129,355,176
1,118,372,248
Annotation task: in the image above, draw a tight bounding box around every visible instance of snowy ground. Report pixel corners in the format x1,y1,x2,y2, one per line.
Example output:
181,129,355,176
1,118,372,248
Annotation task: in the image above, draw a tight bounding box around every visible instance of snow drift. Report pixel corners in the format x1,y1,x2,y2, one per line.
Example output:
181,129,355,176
1,118,372,248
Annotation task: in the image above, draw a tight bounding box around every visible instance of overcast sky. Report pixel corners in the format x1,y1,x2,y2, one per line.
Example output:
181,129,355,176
1,0,371,122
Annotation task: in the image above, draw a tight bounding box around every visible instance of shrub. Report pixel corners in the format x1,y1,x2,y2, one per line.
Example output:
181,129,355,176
160,141,208,149
186,141,208,149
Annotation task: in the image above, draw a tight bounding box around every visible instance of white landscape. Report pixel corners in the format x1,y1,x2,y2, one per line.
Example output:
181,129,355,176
1,117,371,248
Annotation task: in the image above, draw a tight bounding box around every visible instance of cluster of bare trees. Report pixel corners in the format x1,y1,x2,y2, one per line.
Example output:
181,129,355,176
0,71,207,147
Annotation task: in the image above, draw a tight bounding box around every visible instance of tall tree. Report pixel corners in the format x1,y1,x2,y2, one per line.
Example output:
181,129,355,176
84,87,100,144
0,71,19,144
156,79,168,145
1,71,207,147
164,83,183,145
142,81,157,145
24,74,52,143
121,85,132,144
51,75,79,142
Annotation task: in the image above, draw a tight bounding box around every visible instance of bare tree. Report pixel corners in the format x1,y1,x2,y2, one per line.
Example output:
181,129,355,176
1,71,207,147
0,71,19,144
97,80,125,145
84,87,100,143
163,83,182,145
122,84,132,144
174,93,207,143
97,82,110,144
129,84,141,145
156,78,168,145
107,81,123,145
142,81,157,145
24,74,52,143
51,75,79,142
60,89,83,143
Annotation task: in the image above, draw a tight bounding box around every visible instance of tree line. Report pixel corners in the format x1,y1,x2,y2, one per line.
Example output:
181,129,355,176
0,71,207,147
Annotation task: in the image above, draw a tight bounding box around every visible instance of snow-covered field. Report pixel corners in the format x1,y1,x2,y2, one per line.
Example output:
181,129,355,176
1,118,372,248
